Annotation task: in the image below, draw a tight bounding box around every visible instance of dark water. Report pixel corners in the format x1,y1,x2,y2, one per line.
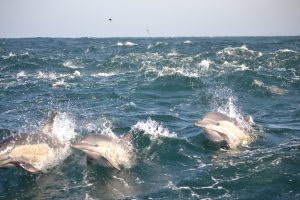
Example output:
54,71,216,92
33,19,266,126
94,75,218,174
0,37,300,199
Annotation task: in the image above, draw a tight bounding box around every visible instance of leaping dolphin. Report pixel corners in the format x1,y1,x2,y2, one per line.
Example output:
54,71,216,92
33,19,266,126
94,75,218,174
71,134,133,170
194,112,254,149
0,113,64,173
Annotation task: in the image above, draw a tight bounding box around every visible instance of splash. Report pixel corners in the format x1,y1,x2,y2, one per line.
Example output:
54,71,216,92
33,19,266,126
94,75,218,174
39,112,77,172
211,88,252,131
52,112,77,143
131,118,177,139
198,59,212,70
84,117,118,139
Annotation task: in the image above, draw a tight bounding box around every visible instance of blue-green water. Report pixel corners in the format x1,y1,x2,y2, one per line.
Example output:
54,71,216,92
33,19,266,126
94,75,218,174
0,37,300,199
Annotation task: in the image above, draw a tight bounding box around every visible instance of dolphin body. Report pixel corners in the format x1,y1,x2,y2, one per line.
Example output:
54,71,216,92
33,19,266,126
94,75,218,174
71,134,133,170
0,113,63,173
194,112,254,149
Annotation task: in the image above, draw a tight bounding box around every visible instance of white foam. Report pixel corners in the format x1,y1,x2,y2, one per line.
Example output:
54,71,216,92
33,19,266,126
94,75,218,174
40,112,77,171
125,41,137,46
198,59,212,70
212,88,252,131
276,49,297,53
37,71,58,80
155,42,168,46
85,193,96,200
217,45,258,57
221,61,248,71
73,70,81,76
52,79,68,88
151,66,198,78
21,52,29,56
238,64,249,71
85,118,118,139
183,40,192,44
63,60,83,69
16,71,27,78
116,42,124,46
52,112,77,143
131,118,177,139
91,72,116,77
216,95,240,119
147,44,154,49
164,181,200,198
167,49,179,56
253,79,264,87
2,52,16,59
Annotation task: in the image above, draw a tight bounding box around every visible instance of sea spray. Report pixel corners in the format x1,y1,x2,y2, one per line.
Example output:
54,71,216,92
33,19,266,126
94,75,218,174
131,118,177,139
41,112,77,172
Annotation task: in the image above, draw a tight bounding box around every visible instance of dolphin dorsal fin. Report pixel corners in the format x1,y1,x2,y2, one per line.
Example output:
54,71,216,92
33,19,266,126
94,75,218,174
122,132,133,143
41,112,57,135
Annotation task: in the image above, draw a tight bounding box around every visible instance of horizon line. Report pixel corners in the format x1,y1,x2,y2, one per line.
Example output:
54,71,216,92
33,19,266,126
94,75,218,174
1,35,300,39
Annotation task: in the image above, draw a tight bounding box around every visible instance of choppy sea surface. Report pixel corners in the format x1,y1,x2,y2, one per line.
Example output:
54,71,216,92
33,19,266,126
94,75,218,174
0,37,299,200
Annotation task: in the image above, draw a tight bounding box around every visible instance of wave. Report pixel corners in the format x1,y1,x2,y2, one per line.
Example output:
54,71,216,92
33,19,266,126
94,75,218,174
217,45,262,59
275,49,297,53
2,52,16,59
221,61,249,71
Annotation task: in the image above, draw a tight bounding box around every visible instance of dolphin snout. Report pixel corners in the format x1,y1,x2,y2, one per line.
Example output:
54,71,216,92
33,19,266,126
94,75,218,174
70,143,84,149
194,120,209,128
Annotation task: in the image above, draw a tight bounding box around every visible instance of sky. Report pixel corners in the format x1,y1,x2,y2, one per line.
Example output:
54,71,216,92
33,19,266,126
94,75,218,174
0,0,299,38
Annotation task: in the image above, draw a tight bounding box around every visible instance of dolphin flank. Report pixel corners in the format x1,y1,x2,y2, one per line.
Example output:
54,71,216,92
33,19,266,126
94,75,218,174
0,112,64,173
194,112,254,149
71,134,134,170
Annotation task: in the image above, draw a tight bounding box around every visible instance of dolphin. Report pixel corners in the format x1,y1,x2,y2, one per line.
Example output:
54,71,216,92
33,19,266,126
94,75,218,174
71,134,133,170
194,112,254,148
0,112,63,173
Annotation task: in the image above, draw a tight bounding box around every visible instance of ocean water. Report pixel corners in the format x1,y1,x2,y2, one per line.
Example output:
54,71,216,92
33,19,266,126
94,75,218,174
0,37,299,200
